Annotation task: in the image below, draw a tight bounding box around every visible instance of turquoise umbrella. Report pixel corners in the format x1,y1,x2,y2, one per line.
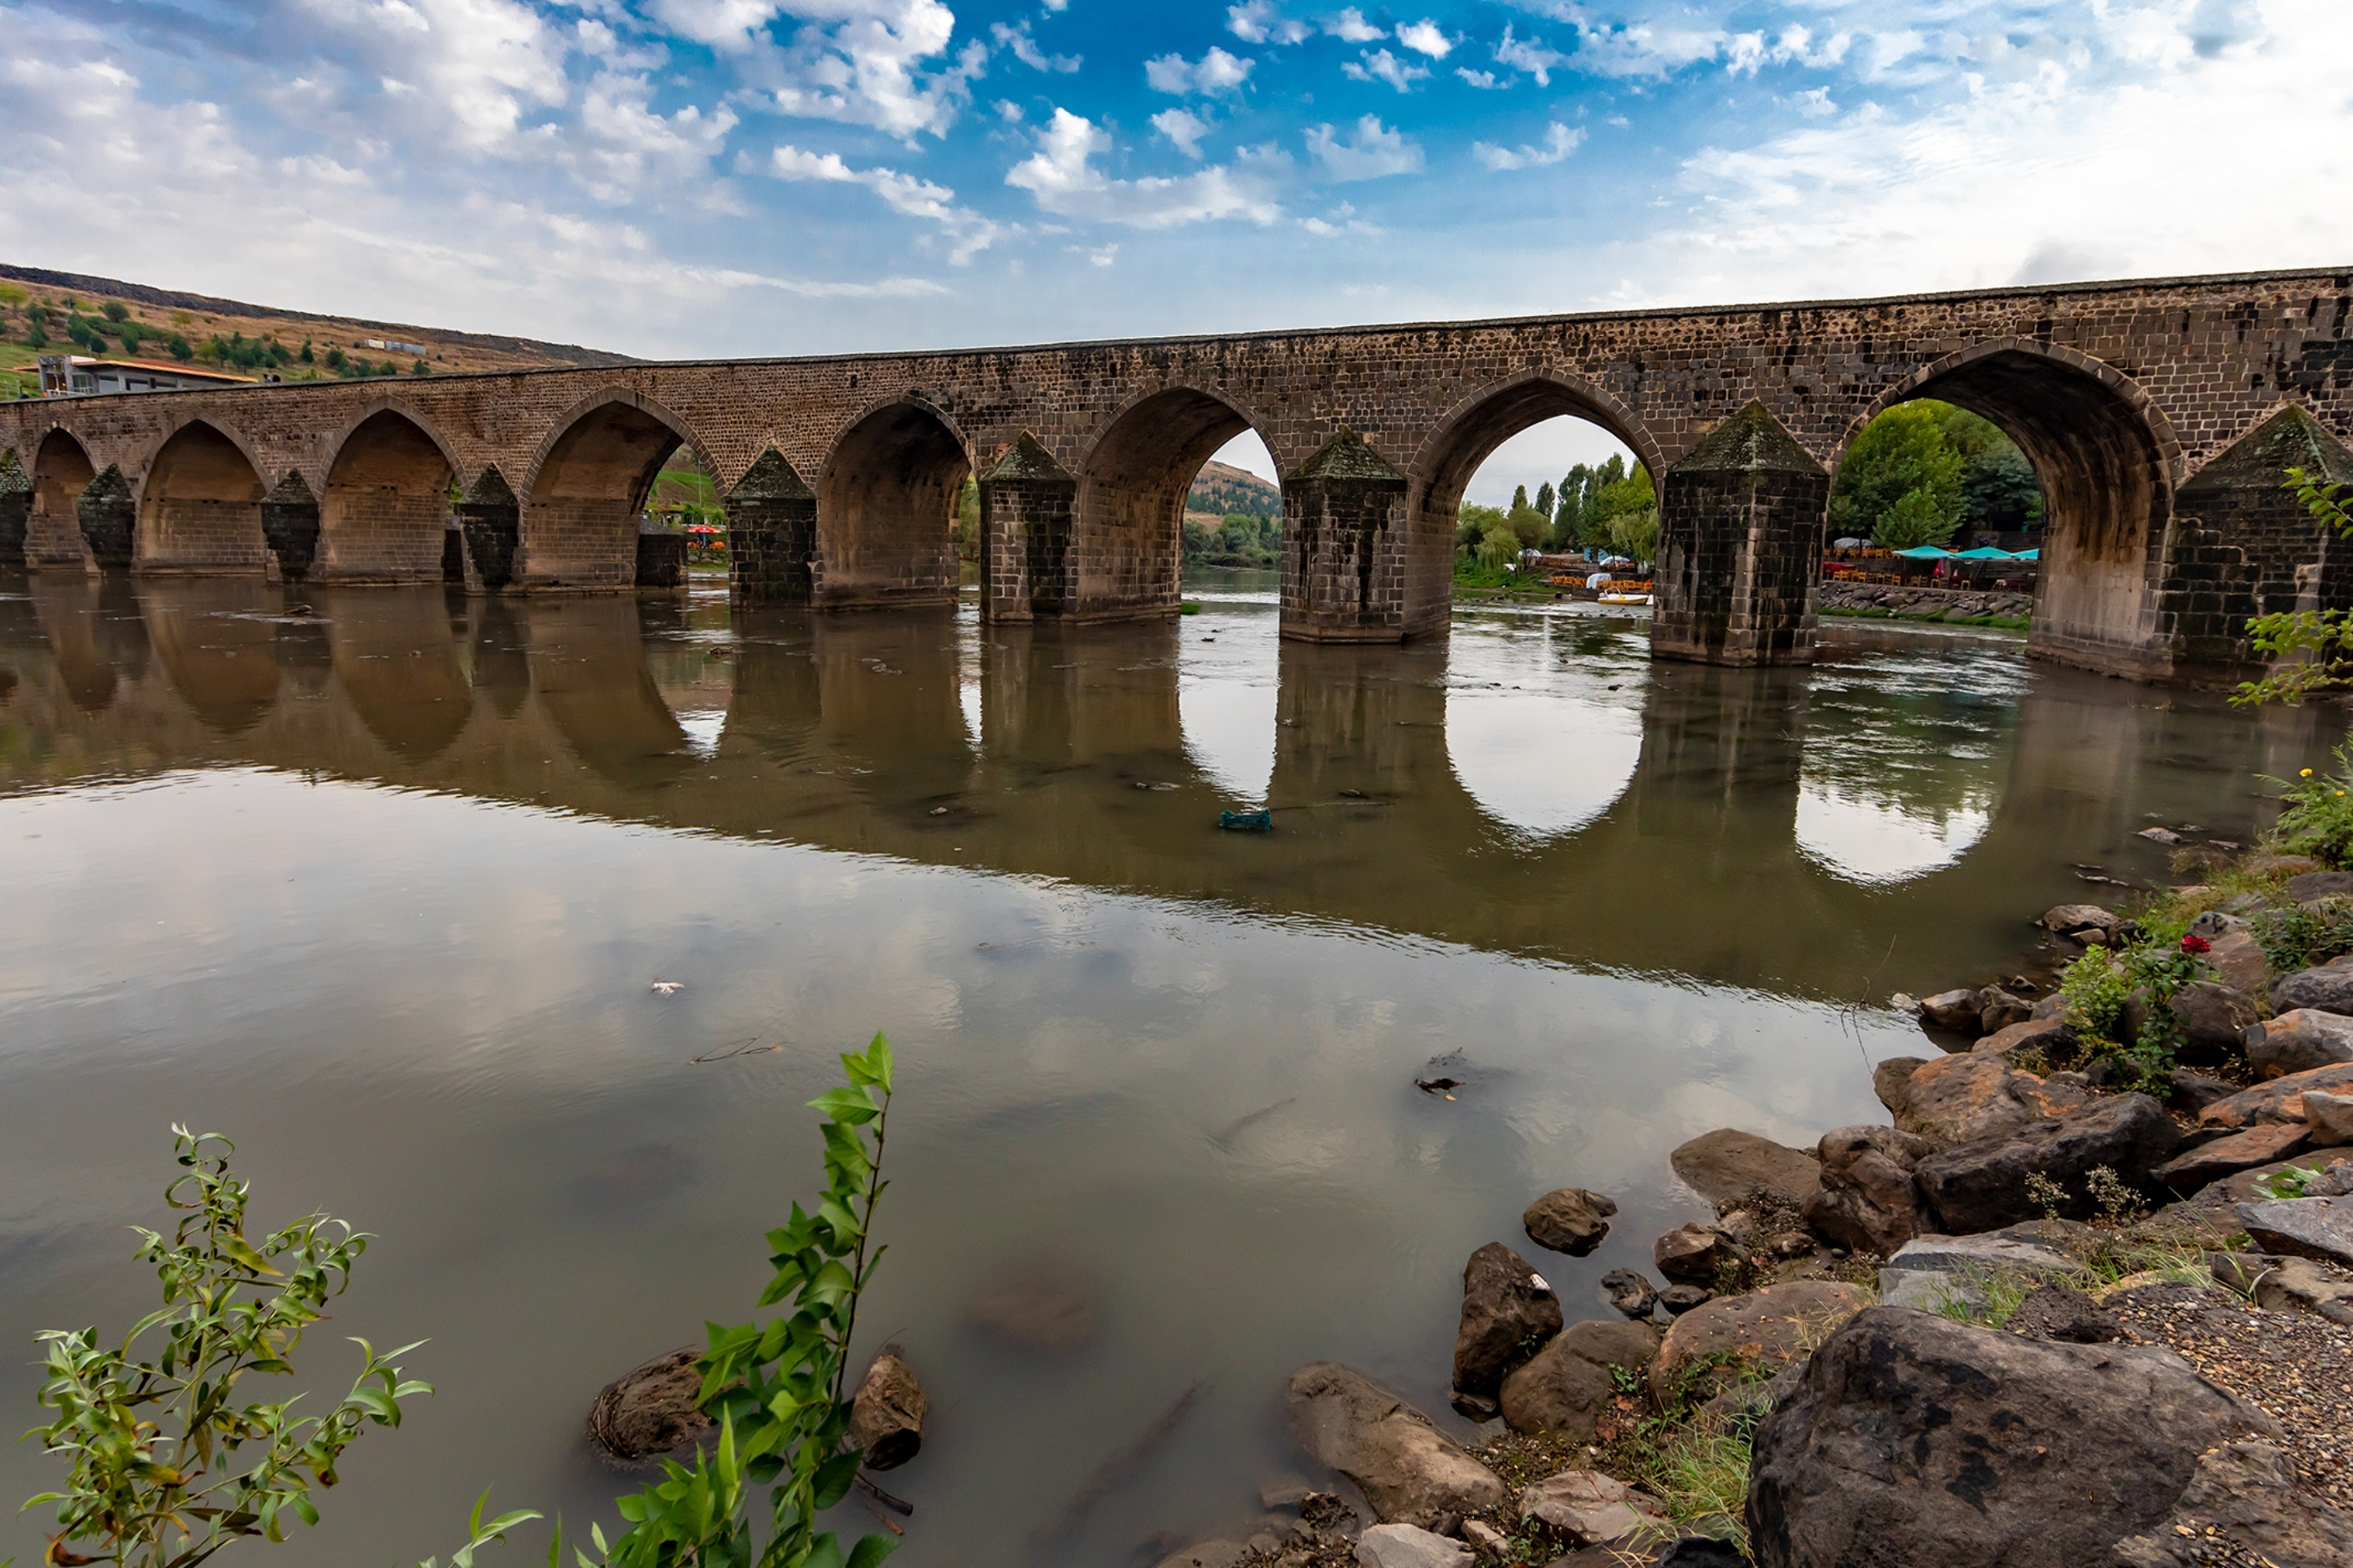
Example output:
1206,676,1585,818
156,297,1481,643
1893,545,1953,559
1951,545,2017,560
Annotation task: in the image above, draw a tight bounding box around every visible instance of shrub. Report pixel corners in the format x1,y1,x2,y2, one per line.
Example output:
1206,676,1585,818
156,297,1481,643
103,301,129,323
2057,947,2131,1042
167,333,193,362
2265,742,2353,866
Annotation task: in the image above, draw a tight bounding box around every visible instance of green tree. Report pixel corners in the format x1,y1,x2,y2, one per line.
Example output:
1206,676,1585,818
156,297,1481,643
1961,444,2042,531
1872,484,1960,549
299,340,315,365
1605,505,1659,564
1505,502,1548,549
1511,483,1529,513
1830,403,1964,540
167,334,192,362
102,301,129,323
1585,462,1655,550
1476,520,1520,570
1534,481,1554,519
1456,502,1507,554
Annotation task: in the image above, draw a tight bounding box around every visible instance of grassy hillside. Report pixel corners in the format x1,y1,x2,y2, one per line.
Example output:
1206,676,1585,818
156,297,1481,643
1188,458,1281,518
0,263,635,399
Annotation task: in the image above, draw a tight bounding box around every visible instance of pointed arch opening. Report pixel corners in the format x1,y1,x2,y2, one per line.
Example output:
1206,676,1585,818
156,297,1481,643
322,409,457,585
29,429,97,571
816,401,965,608
1839,345,2175,677
1072,387,1262,621
525,397,696,591
138,421,267,575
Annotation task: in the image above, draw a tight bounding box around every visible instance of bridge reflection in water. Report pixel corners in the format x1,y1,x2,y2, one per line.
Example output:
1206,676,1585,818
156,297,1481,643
0,577,2328,1000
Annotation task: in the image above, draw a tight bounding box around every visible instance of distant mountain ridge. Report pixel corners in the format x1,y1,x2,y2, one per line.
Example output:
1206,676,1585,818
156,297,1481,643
0,263,637,373
1188,459,1281,518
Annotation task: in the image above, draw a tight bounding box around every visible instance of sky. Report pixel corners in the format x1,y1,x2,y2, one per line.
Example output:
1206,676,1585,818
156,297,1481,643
6,0,2350,498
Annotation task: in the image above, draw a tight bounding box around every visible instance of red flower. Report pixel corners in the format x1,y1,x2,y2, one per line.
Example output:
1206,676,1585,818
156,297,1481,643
2181,934,2212,953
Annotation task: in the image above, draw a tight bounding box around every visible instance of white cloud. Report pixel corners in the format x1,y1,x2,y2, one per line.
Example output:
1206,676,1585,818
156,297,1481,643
1072,243,1118,266
1324,8,1384,43
1343,49,1428,91
1005,107,1282,227
576,73,739,201
316,0,570,149
1455,66,1503,88
1562,18,1731,79
990,19,1078,73
1305,114,1423,179
1472,120,1583,171
1152,105,1213,158
1146,46,1255,95
1300,200,1378,237
1228,0,1307,46
752,0,983,141
770,140,1000,260
1394,19,1450,58
1492,24,1565,87
1793,85,1836,116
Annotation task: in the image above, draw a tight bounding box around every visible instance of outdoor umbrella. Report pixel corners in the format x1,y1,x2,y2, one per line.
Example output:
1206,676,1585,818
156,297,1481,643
1893,545,1953,559
1951,545,2018,560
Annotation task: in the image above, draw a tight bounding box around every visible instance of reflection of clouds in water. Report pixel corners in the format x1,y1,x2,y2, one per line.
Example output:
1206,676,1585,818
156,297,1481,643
1182,678,1278,801
1796,784,1991,885
1445,690,1641,837
959,672,982,746
676,711,725,758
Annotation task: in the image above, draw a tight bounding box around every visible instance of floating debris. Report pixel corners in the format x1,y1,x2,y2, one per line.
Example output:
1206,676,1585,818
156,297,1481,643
649,980,683,994
1219,809,1273,832
1414,1076,1461,1099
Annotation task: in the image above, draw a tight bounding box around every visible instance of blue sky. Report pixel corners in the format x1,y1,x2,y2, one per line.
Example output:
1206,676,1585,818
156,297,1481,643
6,0,2349,497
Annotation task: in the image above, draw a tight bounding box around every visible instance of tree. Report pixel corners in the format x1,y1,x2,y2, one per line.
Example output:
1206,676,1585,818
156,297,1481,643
1456,502,1507,554
1506,503,1548,549
103,301,129,323
299,340,315,365
1830,403,1964,539
1535,482,1555,519
167,334,192,362
1511,483,1529,513
412,360,431,376
1584,462,1654,550
1961,443,2042,531
1606,506,1659,564
1871,484,1960,549
1476,520,1520,570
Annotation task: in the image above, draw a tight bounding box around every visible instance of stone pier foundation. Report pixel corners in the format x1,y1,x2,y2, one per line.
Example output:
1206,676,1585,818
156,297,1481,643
1653,401,1829,667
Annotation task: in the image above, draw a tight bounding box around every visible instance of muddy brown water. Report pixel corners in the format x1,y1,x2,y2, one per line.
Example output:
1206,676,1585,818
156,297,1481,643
0,571,2337,1566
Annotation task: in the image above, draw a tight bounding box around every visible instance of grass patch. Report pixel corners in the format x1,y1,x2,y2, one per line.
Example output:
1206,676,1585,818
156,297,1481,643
1179,601,1202,615
1818,605,2028,631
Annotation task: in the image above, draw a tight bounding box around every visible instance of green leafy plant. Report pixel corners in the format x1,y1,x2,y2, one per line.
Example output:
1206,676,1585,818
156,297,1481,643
590,1034,898,1568
2261,743,2353,866
2244,896,2353,972
1927,1264,2036,1331
2254,1163,2329,1201
417,1491,543,1568
2233,470,2353,706
25,1126,429,1568
2056,947,2132,1042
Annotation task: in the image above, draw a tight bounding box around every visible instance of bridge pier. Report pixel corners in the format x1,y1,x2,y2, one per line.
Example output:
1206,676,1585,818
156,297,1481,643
0,450,27,568
260,472,321,581
1280,431,1444,643
977,434,1077,624
77,466,136,570
724,449,817,604
1651,402,1829,668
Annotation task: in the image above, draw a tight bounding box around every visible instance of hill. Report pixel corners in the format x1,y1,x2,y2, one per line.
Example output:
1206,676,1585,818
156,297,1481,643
0,263,636,396
1188,458,1281,518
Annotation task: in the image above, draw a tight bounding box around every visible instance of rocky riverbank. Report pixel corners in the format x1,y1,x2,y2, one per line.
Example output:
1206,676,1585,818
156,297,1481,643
1153,847,2353,1568
1818,579,2033,626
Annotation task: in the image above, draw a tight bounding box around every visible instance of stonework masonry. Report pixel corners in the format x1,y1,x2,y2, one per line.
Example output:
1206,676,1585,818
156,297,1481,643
3,268,2350,677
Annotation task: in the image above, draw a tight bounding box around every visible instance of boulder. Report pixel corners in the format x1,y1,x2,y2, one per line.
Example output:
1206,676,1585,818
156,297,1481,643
2168,1068,2243,1114
1977,988,2032,1034
1649,1280,1871,1408
2168,981,2260,1057
1803,1125,1934,1255
1522,1187,1616,1256
2041,903,2127,941
1667,1129,1822,1210
2004,1284,2122,1343
2233,1254,2353,1325
2151,1123,2310,1191
2200,1062,2353,1128
1517,1470,1668,1549
2271,963,2353,1017
2308,1090,2353,1147
1876,1228,2086,1311
2285,869,2353,903
1599,1269,1658,1320
1497,1317,1660,1439
1895,1053,2092,1146
2110,1439,2353,1567
1746,1307,2282,1568
1918,987,1984,1033
2238,1198,2353,1268
1870,1056,1926,1119
1654,1223,1737,1285
1286,1363,1506,1525
1972,1015,2080,1063
1355,1524,1470,1568
587,1347,712,1462
1659,1285,1712,1315
1450,1243,1563,1399
2204,928,2269,994
847,1350,925,1470
1916,1092,2182,1233
2248,1009,2353,1080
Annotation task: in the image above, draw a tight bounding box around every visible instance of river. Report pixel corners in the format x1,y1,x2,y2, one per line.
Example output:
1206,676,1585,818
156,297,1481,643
0,571,2335,1566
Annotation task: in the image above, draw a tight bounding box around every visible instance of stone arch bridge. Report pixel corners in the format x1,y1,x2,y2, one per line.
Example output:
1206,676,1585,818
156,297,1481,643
2,266,2349,681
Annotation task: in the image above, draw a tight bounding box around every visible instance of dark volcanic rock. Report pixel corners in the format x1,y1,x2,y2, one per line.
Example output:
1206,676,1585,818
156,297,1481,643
1747,1307,2281,1568
1497,1317,1660,1439
1522,1187,1617,1256
2169,981,2260,1058
2202,1062,2353,1129
1918,986,1984,1033
1450,1243,1563,1399
1668,1128,1823,1210
2272,964,2353,1018
1659,1285,1713,1315
1871,1055,1926,1119
1649,1280,1872,1407
2152,1123,2310,1191
1286,1362,1506,1525
589,1348,712,1462
2112,1439,2353,1566
1916,1092,2182,1233
2248,1009,2353,1080
1654,1223,1738,1285
1973,1015,2081,1064
1803,1124,1934,1255
1977,987,2032,1034
2285,870,2353,904
1896,1053,2092,1146
1599,1269,1659,1320
2238,1198,2353,1268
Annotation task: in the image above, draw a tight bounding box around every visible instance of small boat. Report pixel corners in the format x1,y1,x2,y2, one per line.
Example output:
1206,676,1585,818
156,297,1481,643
1598,591,1654,605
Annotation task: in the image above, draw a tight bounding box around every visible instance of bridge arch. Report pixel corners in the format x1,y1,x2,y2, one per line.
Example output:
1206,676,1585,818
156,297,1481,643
320,406,460,584
1409,369,1664,535
28,427,97,569
136,418,269,575
815,396,968,608
522,390,710,592
1072,384,1273,622
1837,339,2182,677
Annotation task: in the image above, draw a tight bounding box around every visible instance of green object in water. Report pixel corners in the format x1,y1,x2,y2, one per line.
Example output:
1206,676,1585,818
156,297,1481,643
1219,809,1273,832
1180,601,1203,615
